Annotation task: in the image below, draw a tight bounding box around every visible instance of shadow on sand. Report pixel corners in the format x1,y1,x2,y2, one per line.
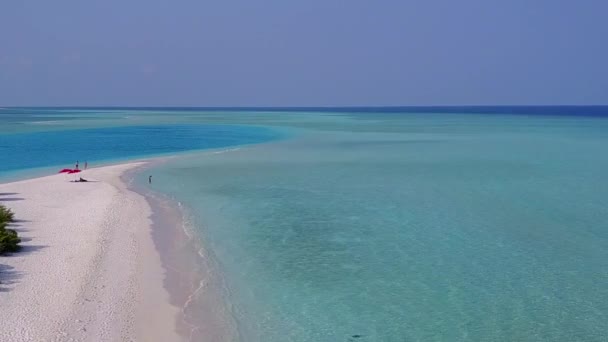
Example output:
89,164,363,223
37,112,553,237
1,192,24,202
9,219,30,224
0,264,22,292
0,245,47,292
0,197,25,202
18,245,47,254
0,201,47,291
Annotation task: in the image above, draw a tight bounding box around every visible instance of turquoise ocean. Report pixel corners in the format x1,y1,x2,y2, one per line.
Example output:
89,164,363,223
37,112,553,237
2,107,608,341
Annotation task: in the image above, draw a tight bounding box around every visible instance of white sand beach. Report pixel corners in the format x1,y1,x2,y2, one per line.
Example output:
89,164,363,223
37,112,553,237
0,163,181,341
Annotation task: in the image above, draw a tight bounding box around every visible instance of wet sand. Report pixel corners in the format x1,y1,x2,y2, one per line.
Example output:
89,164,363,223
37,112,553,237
136,180,239,342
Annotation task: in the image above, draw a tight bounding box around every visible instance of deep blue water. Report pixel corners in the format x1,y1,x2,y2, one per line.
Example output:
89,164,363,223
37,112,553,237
0,124,282,176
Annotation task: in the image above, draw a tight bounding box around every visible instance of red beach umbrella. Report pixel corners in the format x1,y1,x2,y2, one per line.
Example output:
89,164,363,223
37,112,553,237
58,168,73,173
68,169,82,174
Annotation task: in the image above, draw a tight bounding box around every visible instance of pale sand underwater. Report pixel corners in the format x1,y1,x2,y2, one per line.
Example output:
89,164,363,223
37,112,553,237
0,163,181,341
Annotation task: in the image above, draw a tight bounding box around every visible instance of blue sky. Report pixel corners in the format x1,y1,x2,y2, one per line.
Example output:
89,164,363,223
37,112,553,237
1,1,606,106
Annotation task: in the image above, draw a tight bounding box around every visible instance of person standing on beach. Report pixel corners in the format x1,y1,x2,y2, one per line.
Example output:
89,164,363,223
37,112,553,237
75,161,79,170
149,175,152,184
84,161,88,170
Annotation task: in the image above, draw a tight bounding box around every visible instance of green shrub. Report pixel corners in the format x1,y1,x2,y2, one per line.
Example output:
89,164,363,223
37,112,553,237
0,228,21,254
0,205,14,223
0,205,20,254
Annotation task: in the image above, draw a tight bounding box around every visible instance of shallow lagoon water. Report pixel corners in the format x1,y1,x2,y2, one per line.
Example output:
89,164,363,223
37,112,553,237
147,111,608,341
3,107,608,341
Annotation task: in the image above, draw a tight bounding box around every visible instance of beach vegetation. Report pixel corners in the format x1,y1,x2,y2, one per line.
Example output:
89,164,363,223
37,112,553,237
0,204,20,254
0,205,14,223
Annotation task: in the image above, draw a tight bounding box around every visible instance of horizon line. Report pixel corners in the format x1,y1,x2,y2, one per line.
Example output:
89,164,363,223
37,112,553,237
2,105,608,109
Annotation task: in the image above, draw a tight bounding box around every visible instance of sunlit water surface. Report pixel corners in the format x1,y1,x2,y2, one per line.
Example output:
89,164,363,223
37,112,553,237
2,107,608,341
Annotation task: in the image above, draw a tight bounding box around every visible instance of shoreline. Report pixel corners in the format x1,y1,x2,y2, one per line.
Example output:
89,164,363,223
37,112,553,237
134,169,240,342
0,162,183,341
0,126,290,185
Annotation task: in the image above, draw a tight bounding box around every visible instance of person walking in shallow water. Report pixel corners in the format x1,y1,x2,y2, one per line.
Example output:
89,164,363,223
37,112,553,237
149,175,152,184
84,161,88,170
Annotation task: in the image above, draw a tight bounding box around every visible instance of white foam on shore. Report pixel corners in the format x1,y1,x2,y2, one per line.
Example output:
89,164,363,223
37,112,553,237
0,163,182,341
213,147,241,154
140,188,240,342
